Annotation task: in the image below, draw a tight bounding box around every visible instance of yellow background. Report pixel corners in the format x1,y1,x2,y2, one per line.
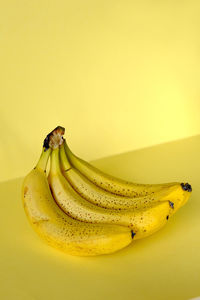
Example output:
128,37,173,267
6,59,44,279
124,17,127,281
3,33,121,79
0,0,200,299
0,0,200,181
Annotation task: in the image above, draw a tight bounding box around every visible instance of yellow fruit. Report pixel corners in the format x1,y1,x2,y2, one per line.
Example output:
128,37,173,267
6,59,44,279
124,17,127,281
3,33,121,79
60,142,190,211
49,147,174,239
64,140,192,197
22,148,134,256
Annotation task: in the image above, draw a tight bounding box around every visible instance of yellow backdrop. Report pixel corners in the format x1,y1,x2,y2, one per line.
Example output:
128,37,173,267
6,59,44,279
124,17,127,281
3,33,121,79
0,0,200,182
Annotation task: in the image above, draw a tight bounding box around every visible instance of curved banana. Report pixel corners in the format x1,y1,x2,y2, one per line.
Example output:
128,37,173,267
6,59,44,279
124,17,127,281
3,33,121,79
64,140,192,197
22,147,134,256
48,147,174,239
60,143,190,211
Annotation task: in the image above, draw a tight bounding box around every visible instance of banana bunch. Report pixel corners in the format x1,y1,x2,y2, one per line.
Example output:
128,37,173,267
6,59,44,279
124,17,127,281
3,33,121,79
22,126,192,256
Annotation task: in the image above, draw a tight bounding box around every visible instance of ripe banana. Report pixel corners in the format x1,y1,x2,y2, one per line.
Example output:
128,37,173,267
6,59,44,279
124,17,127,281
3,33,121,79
60,142,190,211
64,140,192,197
22,147,134,256
48,146,175,239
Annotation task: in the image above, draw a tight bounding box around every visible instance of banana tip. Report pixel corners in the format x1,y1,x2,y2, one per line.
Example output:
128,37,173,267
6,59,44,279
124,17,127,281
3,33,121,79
181,183,192,192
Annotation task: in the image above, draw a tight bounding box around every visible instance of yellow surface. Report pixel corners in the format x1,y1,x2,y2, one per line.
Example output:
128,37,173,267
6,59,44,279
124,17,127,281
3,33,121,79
1,0,200,181
0,135,200,300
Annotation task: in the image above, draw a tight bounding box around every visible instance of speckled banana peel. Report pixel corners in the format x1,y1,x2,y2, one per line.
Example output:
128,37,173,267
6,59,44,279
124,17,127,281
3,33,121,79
22,126,192,257
59,142,190,212
48,146,176,240
64,140,192,198
22,146,134,256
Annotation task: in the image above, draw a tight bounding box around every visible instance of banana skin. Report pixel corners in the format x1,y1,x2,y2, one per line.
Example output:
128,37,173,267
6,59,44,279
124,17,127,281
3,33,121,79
22,148,134,256
64,140,192,197
49,147,175,240
22,126,192,256
60,142,190,211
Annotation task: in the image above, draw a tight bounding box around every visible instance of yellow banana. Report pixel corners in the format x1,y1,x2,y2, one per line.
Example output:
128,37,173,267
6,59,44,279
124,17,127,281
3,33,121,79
64,140,192,197
48,147,175,239
60,142,190,211
22,147,134,256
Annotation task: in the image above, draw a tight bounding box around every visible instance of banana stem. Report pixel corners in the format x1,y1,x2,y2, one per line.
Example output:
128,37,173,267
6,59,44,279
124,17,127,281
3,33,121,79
50,148,62,176
60,143,71,171
36,148,51,171
64,140,76,161
46,126,65,150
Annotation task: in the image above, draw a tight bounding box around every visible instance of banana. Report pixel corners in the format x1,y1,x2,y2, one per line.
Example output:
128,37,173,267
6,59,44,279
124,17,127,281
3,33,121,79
22,147,134,256
64,141,192,197
48,146,175,239
60,142,190,211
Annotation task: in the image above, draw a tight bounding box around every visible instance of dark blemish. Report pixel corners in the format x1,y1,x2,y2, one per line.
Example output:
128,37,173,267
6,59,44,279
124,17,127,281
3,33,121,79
169,201,174,209
144,230,146,232
131,230,136,239
43,132,51,150
44,170,46,173
181,182,192,192
33,167,36,170
166,215,169,220
65,168,72,172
